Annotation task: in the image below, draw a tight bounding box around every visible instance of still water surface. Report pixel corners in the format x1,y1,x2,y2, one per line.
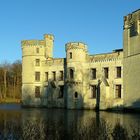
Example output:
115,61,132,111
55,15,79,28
0,104,140,140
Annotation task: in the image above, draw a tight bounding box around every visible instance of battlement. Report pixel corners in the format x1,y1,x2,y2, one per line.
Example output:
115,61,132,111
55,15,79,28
90,50,123,63
21,40,44,47
21,34,54,47
124,9,140,30
65,42,87,52
44,34,54,41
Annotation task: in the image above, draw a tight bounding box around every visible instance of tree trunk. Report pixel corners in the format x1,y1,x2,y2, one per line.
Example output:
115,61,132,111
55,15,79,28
4,70,7,99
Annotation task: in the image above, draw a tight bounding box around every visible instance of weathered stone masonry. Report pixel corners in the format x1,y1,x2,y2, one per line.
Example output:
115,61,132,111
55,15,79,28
21,9,140,110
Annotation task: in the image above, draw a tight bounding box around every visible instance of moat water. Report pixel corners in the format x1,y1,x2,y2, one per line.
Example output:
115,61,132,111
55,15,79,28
0,104,140,140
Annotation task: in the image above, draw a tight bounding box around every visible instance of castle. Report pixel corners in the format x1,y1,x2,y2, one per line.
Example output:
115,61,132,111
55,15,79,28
21,9,140,110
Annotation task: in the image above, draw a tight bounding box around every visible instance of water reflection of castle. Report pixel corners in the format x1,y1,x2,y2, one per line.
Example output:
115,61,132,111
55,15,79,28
0,109,140,139
22,9,140,110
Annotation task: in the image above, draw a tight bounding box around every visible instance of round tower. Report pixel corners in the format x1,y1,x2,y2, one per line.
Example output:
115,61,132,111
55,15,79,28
65,42,87,81
66,42,87,63
65,42,88,109
21,39,45,106
44,34,54,59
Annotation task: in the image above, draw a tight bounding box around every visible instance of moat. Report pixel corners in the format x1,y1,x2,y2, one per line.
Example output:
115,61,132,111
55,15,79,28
0,104,140,139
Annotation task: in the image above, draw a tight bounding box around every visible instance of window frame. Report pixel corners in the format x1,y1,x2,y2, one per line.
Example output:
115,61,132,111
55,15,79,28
91,68,96,80
35,72,40,81
104,67,109,79
45,72,48,81
69,52,72,59
115,85,121,98
35,59,40,66
116,66,121,78
70,69,74,79
36,48,39,53
35,86,40,98
52,71,56,81
74,92,78,99
59,71,63,81
90,85,96,99
58,85,64,98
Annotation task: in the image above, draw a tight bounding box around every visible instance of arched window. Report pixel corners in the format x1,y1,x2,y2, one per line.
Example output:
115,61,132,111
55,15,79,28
74,92,78,98
70,69,74,79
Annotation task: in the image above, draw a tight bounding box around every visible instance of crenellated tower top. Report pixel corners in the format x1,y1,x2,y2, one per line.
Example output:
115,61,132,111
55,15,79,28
124,9,140,35
44,34,54,41
65,42,87,52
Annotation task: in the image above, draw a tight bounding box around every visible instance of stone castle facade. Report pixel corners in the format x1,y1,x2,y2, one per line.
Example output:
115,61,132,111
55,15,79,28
21,9,140,110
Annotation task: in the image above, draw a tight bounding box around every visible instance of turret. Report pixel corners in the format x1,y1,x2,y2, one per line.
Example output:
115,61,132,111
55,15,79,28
65,42,87,63
123,9,140,108
65,42,88,82
65,42,88,109
123,9,140,57
44,34,54,59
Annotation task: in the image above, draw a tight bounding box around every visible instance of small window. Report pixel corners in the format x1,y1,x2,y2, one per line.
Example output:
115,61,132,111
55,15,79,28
59,71,63,81
70,69,74,79
35,86,40,98
35,59,40,66
116,67,121,78
91,85,96,98
130,22,138,37
35,72,40,81
70,52,72,59
91,68,96,79
58,86,64,98
74,92,78,98
115,85,121,98
45,72,48,81
52,71,56,81
104,67,109,79
36,48,39,53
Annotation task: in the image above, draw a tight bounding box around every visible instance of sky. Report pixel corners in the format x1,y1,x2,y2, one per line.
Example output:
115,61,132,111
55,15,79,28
0,0,140,63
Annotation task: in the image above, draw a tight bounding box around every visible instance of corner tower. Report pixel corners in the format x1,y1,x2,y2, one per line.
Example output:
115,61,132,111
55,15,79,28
123,9,140,109
21,34,54,106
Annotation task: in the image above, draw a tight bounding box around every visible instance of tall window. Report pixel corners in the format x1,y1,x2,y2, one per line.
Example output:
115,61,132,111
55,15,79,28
74,92,78,98
45,72,48,81
115,85,121,98
36,48,39,53
91,85,96,98
35,59,40,66
91,68,96,79
116,67,121,78
35,86,40,98
59,71,63,81
58,86,64,98
130,22,138,37
35,72,40,81
70,69,74,79
104,67,109,79
52,71,56,81
70,52,72,59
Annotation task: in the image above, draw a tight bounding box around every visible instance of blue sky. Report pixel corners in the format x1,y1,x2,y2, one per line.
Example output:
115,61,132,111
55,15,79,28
0,0,140,62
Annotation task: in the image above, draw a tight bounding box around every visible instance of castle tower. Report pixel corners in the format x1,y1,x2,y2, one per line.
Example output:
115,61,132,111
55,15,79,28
21,34,54,106
123,9,140,109
44,34,54,59
65,42,88,109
